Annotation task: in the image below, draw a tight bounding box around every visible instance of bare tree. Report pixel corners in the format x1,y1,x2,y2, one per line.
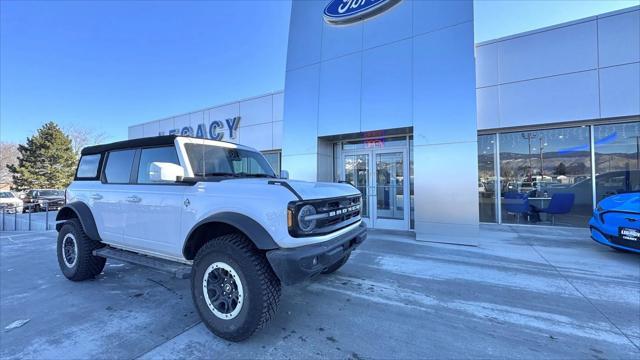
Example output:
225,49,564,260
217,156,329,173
0,142,20,189
64,124,110,157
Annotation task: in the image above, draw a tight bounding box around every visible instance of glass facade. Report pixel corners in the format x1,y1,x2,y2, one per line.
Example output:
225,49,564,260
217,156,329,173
478,135,497,223
335,134,414,230
479,120,639,228
594,122,640,201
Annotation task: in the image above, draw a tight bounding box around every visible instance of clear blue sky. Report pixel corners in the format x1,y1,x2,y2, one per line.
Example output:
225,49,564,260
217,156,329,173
1,0,638,144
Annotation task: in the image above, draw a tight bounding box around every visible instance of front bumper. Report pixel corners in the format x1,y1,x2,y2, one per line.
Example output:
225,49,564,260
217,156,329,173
589,217,640,253
266,221,367,285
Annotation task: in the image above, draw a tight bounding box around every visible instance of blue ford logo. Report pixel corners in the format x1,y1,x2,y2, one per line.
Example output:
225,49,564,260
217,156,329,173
324,0,402,25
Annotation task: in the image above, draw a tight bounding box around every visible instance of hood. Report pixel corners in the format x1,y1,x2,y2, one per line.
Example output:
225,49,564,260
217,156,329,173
0,198,21,205
598,192,640,214
220,178,361,200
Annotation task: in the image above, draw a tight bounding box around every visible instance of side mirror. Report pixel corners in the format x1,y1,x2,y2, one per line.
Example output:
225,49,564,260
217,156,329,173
149,162,185,183
18,194,26,200
280,170,289,179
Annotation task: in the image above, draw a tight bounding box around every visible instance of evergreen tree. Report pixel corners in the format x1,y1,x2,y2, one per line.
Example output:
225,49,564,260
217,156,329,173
7,122,77,191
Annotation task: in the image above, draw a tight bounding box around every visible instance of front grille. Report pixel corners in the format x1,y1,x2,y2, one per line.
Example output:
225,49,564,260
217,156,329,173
317,195,361,228
291,195,362,236
609,235,640,250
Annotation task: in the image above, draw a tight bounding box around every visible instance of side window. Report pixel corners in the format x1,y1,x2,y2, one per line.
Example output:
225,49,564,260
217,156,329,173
76,154,102,179
262,151,281,174
137,147,181,184
104,150,136,184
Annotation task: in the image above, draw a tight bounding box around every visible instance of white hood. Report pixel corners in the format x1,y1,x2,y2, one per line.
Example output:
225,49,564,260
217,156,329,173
220,178,361,200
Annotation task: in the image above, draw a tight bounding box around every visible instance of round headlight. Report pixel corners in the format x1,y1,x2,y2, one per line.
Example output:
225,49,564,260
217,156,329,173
297,204,317,233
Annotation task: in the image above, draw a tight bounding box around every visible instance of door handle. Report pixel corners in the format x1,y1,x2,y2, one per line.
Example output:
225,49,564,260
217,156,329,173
126,195,142,203
90,193,103,200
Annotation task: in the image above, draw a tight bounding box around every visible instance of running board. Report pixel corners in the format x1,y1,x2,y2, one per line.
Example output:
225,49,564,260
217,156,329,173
93,247,192,279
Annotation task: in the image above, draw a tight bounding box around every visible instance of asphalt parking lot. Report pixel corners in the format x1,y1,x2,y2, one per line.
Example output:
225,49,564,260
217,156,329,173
1,226,639,359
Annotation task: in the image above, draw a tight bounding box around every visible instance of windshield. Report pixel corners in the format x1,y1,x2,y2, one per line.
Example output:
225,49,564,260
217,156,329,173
39,190,63,197
184,143,276,178
0,192,15,198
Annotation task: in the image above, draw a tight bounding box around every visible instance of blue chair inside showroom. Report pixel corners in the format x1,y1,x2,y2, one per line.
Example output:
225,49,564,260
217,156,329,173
503,192,530,223
538,193,575,225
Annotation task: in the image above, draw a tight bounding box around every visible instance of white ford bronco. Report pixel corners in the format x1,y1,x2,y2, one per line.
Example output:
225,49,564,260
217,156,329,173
55,135,366,341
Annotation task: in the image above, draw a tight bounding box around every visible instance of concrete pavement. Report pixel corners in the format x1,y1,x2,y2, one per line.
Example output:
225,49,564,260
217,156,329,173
1,226,638,359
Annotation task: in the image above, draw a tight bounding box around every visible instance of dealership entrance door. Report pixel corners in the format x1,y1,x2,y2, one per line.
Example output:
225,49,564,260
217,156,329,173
341,139,410,230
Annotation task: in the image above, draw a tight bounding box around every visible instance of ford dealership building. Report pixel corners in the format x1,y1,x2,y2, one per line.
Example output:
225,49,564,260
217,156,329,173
129,1,639,245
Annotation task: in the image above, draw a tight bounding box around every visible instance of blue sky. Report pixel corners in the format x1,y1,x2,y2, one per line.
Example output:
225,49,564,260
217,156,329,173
1,0,638,144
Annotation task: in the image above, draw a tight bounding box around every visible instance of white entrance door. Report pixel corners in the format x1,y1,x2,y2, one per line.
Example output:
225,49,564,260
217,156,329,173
343,148,409,230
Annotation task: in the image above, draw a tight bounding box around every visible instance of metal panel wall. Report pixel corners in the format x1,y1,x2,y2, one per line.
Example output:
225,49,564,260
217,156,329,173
476,6,640,130
598,9,640,67
600,63,640,118
283,0,479,243
361,39,413,132
128,92,284,152
318,53,362,136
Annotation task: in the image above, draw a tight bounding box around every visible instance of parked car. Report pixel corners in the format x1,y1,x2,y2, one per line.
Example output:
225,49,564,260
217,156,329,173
22,189,65,212
55,135,366,341
589,192,640,253
0,191,23,213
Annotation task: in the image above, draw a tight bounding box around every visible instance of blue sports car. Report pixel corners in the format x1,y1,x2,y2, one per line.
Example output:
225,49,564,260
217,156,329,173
590,192,640,253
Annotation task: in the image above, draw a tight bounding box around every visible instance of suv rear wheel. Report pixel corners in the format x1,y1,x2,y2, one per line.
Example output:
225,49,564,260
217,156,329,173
191,233,281,342
57,219,106,281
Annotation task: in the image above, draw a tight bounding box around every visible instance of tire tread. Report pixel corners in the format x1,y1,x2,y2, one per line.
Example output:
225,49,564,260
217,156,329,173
58,219,105,281
193,233,281,341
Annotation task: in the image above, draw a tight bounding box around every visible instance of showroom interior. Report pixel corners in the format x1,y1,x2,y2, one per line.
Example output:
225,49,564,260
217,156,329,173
129,2,639,245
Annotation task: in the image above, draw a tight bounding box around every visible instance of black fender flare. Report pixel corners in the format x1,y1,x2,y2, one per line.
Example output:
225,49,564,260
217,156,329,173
55,202,101,241
183,212,279,258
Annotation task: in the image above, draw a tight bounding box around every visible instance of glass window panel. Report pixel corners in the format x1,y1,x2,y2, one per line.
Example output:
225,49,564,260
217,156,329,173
262,151,281,174
76,154,101,179
594,121,640,202
344,154,369,218
137,147,180,184
376,152,404,220
499,127,592,227
478,134,497,223
104,150,135,184
410,136,414,229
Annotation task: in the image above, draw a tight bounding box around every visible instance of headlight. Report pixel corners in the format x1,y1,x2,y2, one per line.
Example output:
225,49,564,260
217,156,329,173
297,204,317,233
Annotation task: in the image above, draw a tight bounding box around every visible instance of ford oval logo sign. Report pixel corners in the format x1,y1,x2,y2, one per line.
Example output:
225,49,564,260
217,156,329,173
324,0,402,25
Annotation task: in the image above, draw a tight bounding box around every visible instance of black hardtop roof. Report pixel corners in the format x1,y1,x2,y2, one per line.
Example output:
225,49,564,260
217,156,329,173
80,135,242,156
81,135,177,155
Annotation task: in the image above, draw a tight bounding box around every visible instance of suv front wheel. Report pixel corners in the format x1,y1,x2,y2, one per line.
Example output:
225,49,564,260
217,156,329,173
191,233,281,342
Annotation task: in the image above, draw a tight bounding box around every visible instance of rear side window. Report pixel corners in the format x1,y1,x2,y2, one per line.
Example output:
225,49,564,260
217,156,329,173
76,154,102,179
137,147,180,184
104,150,136,184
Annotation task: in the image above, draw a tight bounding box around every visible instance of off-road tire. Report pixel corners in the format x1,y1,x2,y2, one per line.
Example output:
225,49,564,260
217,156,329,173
322,252,351,274
57,219,106,281
191,233,281,342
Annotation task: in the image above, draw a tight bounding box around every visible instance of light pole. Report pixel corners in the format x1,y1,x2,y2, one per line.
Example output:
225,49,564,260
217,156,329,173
539,137,545,178
521,132,537,181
